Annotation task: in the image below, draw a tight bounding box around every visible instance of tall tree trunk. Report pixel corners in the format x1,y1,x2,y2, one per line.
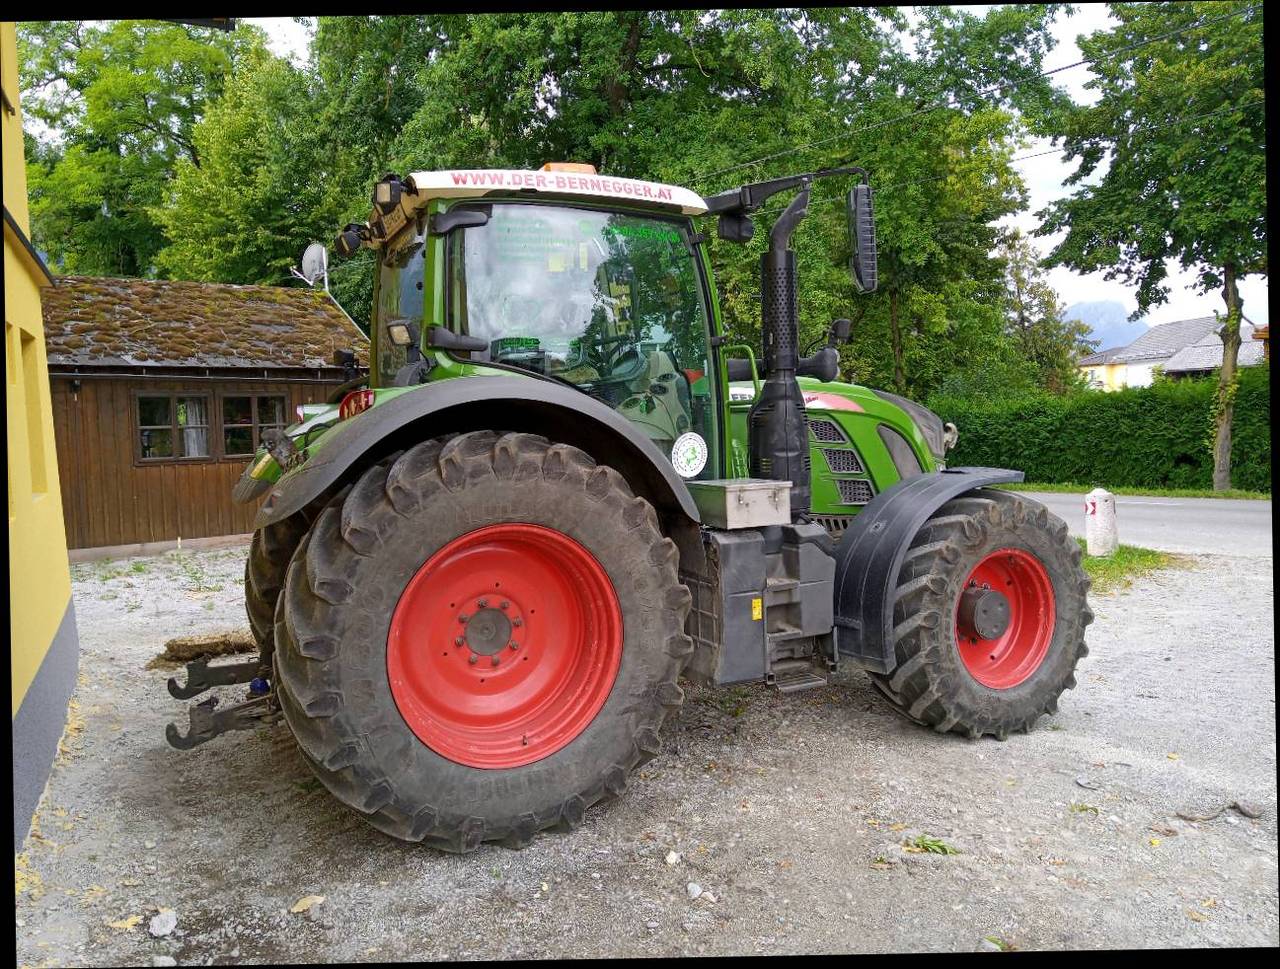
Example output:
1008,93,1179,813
889,287,906,394
605,14,645,116
1212,263,1243,491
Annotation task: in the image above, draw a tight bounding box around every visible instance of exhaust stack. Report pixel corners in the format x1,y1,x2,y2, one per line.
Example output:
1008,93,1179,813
748,183,811,521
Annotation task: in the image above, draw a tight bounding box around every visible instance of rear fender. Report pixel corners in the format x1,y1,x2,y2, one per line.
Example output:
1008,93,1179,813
253,376,701,534
831,467,1025,674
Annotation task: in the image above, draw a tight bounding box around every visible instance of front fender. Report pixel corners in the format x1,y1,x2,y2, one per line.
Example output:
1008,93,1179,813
831,467,1025,674
252,376,702,530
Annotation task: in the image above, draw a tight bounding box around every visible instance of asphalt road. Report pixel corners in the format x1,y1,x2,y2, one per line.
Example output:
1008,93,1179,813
1020,491,1273,558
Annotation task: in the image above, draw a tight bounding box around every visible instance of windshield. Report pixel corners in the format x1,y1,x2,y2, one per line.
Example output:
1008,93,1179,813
451,202,720,480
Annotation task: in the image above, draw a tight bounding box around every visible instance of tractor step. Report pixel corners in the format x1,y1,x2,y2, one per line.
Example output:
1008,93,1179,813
766,623,813,642
767,659,829,693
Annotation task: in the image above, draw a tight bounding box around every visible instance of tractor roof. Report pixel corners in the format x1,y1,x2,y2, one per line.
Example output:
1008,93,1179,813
363,169,707,250
407,169,707,215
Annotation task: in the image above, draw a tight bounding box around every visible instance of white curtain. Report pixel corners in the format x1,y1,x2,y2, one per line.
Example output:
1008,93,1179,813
180,397,209,457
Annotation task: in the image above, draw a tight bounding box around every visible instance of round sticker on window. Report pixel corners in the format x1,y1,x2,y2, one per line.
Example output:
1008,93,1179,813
671,432,708,479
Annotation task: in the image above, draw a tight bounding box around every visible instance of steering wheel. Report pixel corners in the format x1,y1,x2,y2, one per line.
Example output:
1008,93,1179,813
582,331,637,373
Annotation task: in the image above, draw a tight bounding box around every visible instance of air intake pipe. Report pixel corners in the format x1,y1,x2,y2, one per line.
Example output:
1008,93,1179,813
748,182,811,521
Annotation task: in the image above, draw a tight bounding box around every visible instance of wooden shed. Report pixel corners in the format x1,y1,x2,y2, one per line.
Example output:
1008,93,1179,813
42,276,367,552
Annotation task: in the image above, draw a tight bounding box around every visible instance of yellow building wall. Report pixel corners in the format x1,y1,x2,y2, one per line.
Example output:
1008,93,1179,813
1079,362,1126,392
4,20,75,716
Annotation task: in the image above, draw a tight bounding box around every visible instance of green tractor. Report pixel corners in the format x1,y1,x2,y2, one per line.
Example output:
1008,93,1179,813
166,163,1092,853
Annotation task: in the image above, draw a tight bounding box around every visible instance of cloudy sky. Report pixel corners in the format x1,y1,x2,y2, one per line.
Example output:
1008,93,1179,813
248,10,1268,328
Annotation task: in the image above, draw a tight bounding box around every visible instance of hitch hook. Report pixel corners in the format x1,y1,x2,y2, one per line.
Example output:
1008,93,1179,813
167,657,263,700
165,694,278,750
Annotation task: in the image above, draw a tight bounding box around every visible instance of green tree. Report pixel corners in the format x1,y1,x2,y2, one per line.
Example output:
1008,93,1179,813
18,19,260,275
701,3,1071,399
154,47,358,289
21,9,1102,401
999,230,1097,393
1035,1,1265,488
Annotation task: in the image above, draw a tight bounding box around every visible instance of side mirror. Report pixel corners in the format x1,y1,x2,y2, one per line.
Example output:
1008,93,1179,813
717,212,755,244
847,185,878,294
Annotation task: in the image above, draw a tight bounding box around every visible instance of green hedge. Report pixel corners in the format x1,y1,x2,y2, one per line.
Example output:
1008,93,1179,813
928,366,1270,492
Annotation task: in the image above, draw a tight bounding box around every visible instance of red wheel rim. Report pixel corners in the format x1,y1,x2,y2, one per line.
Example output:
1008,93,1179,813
387,523,623,768
953,547,1055,690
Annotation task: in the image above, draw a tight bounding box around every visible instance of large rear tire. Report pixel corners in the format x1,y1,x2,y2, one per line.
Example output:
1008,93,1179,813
245,515,312,660
273,431,693,851
244,490,338,667
868,489,1093,739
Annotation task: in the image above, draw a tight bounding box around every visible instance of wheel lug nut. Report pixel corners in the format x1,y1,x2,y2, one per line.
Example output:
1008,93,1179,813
477,598,488,608
468,653,478,665
509,641,519,651
491,655,501,667
454,636,464,646
459,613,470,623
500,601,510,610
512,617,523,627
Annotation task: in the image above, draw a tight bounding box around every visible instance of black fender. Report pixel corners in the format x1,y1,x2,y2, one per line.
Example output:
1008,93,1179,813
252,375,701,531
831,467,1025,674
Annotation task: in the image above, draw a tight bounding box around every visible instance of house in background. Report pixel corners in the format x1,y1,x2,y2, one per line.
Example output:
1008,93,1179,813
6,21,83,849
1077,346,1128,391
1078,316,1261,390
1251,324,1268,361
1164,323,1265,380
42,276,367,553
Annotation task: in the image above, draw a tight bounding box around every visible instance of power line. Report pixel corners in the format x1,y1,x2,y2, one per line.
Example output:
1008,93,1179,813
748,98,1265,216
695,2,1260,188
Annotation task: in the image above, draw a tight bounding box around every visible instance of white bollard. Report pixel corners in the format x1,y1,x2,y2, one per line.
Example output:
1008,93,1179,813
1084,487,1118,557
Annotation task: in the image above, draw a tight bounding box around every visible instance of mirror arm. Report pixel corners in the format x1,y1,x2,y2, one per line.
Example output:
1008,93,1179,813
425,326,488,354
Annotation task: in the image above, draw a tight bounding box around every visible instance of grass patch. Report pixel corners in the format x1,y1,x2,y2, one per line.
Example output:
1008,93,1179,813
169,551,221,592
1077,539,1183,595
709,685,752,718
904,835,958,855
997,482,1269,501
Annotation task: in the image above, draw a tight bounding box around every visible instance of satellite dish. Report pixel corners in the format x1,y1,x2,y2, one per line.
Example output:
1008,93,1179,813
299,242,328,288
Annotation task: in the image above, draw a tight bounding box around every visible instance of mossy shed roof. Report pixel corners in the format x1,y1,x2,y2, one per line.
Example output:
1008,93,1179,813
42,276,367,370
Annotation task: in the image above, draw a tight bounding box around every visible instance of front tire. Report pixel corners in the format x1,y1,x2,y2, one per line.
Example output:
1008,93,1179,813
869,489,1093,739
273,431,693,851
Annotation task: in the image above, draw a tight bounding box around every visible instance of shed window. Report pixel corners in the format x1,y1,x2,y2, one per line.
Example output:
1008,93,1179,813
137,394,211,461
222,395,288,457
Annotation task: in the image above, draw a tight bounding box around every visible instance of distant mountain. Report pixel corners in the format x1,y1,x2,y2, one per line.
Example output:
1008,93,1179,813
1063,300,1149,351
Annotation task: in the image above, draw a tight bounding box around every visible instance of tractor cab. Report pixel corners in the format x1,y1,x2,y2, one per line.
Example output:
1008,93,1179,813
362,165,723,478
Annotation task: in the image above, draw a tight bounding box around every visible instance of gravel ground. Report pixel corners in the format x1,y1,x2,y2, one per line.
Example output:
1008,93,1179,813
15,544,1277,964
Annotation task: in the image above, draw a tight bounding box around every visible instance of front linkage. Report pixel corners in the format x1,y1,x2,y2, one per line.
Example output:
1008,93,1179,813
165,658,279,749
